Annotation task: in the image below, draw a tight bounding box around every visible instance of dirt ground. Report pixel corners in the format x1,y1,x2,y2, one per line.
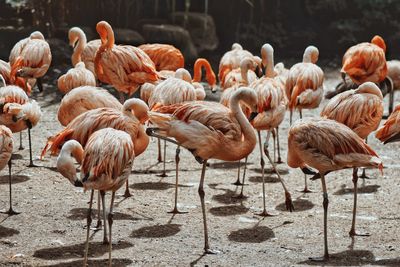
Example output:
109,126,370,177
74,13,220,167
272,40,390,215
0,70,399,267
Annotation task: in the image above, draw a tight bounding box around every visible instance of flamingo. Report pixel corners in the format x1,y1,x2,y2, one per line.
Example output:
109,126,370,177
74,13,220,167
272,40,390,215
222,56,260,90
57,86,122,127
0,125,15,215
286,45,324,124
138,43,184,71
41,98,149,198
218,43,261,88
288,118,382,261
320,82,383,235
69,27,101,78
192,58,217,93
57,62,96,94
147,87,293,253
387,60,400,90
9,31,52,92
0,85,41,167
0,59,31,94
94,21,158,102
57,128,134,267
375,104,400,143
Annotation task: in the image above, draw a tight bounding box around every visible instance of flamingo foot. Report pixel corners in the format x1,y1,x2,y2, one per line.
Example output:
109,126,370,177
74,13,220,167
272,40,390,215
91,220,102,231
232,179,244,186
156,172,168,178
167,207,188,214
233,193,248,199
204,248,220,255
349,229,370,237
0,208,21,216
297,187,314,193
275,158,283,164
309,255,329,262
256,210,278,217
123,189,132,198
28,162,39,168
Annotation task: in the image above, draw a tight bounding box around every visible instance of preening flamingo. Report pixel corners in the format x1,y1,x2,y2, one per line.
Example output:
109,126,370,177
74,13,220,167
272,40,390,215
148,87,293,253
139,43,184,71
57,128,134,267
0,59,31,94
57,86,122,127
222,56,260,90
57,62,96,94
387,60,400,90
321,82,383,235
286,45,324,124
0,85,41,167
218,43,261,88
9,31,52,92
69,27,101,78
94,21,158,102
42,98,149,198
192,58,217,93
0,125,15,215
288,118,382,261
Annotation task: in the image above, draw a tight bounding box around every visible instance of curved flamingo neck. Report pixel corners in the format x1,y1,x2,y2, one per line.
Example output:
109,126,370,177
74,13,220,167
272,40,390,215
193,58,216,86
98,22,115,49
240,60,250,85
303,46,319,64
72,30,87,66
123,99,149,123
262,46,274,78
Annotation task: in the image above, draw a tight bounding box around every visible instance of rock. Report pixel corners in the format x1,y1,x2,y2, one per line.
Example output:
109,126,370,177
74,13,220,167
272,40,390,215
141,24,198,62
114,28,145,46
47,38,72,67
170,12,218,52
0,26,34,59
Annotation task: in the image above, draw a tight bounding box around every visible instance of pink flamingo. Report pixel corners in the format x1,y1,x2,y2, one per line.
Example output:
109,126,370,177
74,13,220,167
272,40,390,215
57,62,96,94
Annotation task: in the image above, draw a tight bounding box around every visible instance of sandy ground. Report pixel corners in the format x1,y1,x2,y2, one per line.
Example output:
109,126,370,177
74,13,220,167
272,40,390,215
0,70,399,267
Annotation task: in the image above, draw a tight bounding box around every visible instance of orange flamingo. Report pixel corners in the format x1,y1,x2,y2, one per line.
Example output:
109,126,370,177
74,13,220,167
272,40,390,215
375,104,400,143
57,86,122,127
41,98,148,198
222,56,260,90
148,87,293,253
218,43,261,88
139,43,184,71
0,59,31,94
0,85,41,167
57,128,134,267
57,62,96,94
0,125,15,215
286,45,324,124
69,27,101,78
192,58,217,93
288,118,382,261
9,31,52,92
387,60,400,90
320,82,383,236
94,21,158,102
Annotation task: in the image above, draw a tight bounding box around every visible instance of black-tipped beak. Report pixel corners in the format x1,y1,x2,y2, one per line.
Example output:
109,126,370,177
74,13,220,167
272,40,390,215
146,127,155,136
341,72,346,84
248,112,258,122
26,120,32,129
16,69,23,77
255,65,263,78
211,86,217,93
301,167,317,175
74,180,83,187
12,115,18,122
383,132,400,144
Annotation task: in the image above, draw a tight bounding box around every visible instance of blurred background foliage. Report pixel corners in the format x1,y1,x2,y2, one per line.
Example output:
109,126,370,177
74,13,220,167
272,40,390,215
1,0,400,67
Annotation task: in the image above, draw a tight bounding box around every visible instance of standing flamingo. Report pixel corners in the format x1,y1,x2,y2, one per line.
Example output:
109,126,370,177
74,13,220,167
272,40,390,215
57,86,122,127
9,31,52,92
320,82,383,235
0,125,15,215
148,87,293,253
288,118,382,261
57,62,96,94
139,43,184,71
0,85,41,167
57,128,134,267
41,98,148,198
192,58,217,93
94,21,158,102
69,27,101,78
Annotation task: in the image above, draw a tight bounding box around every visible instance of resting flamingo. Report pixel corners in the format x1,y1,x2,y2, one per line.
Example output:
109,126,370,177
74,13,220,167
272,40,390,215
42,98,149,198
288,118,382,261
9,31,52,92
376,104,400,143
387,60,400,90
57,128,134,267
139,43,184,71
0,85,41,167
0,125,15,215
57,62,96,94
57,86,122,127
148,87,293,253
69,27,101,78
94,21,158,102
0,59,31,94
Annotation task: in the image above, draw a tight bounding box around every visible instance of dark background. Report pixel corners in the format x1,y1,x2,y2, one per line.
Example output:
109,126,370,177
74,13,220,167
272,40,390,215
1,0,399,70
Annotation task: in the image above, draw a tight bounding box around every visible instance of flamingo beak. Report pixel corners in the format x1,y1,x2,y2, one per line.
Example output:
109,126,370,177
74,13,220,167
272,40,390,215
248,112,258,122
341,72,347,85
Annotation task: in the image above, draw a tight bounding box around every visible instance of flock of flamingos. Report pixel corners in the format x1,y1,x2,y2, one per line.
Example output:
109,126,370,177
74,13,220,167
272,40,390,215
1,20,400,265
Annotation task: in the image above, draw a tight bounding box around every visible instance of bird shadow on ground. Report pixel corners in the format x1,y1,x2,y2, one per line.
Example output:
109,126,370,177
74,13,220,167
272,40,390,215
299,249,400,266
33,241,133,260
275,198,315,212
333,185,380,195
66,208,138,221
0,225,19,238
250,167,289,175
130,223,181,238
43,258,133,267
248,175,281,184
11,154,23,160
211,188,247,205
209,204,249,217
0,175,30,185
41,166,60,173
228,225,275,243
130,181,192,191
210,161,250,169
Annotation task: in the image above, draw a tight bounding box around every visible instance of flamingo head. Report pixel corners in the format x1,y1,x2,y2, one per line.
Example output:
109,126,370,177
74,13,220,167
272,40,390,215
371,35,386,52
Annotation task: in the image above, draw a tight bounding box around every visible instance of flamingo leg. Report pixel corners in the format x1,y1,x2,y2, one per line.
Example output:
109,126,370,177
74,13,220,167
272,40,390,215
107,191,116,267
28,128,37,167
157,138,162,163
19,131,24,150
83,190,94,266
198,160,218,254
276,127,283,164
349,168,370,237
272,129,277,163
95,191,102,230
237,156,248,198
158,140,167,177
118,92,125,103
36,77,43,92
290,110,293,125
123,179,132,198
310,173,329,261
168,146,187,214
299,109,303,120
0,159,20,215
232,160,243,185
360,138,371,179
100,191,109,244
